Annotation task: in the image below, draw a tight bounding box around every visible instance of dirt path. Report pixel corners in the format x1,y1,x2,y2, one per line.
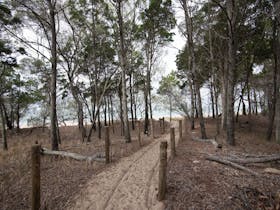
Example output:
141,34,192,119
66,123,178,210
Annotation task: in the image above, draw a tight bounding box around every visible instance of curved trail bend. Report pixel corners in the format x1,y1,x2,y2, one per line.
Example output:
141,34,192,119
67,122,179,210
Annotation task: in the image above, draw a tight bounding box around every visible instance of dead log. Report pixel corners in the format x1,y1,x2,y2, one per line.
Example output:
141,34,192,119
191,136,222,148
206,156,259,176
41,148,105,162
226,154,280,164
264,168,280,175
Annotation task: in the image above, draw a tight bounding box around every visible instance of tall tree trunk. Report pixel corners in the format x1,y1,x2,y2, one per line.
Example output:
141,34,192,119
195,84,207,138
226,0,236,145
107,96,111,126
182,0,207,138
110,95,115,133
221,57,228,130
119,84,124,136
48,0,59,150
129,73,135,130
144,87,149,134
0,103,8,150
98,109,101,139
16,103,20,133
267,18,278,141
210,81,215,118
104,98,107,126
253,89,258,115
116,0,131,143
189,81,195,130
275,0,280,143
3,104,12,130
70,84,86,141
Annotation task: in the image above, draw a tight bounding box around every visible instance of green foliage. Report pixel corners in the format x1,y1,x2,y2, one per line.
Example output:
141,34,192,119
137,0,176,44
158,71,178,96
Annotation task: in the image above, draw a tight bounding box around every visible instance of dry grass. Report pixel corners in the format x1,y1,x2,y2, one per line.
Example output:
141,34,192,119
0,120,165,210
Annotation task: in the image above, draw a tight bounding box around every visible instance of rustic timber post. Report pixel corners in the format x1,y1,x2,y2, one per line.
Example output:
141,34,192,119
105,126,110,164
138,121,142,147
158,141,167,201
170,127,176,158
31,144,41,210
162,117,165,134
151,119,155,138
184,116,188,137
179,120,182,141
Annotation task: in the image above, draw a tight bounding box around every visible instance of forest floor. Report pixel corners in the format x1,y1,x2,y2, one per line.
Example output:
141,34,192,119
166,115,280,210
0,120,168,210
1,116,280,210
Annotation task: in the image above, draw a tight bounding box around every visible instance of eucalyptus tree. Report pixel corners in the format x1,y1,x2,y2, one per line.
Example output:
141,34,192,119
9,0,62,150
0,1,23,149
179,0,207,139
137,0,175,134
274,0,280,143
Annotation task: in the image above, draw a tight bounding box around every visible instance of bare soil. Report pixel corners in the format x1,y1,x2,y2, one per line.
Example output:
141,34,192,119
0,121,166,210
165,115,280,210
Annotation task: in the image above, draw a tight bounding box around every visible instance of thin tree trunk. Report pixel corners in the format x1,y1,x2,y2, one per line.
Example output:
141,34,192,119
0,103,8,150
104,98,107,126
110,95,115,133
116,0,131,143
181,0,207,139
107,96,111,126
221,58,228,130
16,103,20,133
48,0,59,150
98,109,101,139
275,0,280,143
3,104,12,130
189,82,195,130
144,90,149,134
129,73,135,130
119,85,124,136
210,82,215,119
253,89,258,115
195,85,207,139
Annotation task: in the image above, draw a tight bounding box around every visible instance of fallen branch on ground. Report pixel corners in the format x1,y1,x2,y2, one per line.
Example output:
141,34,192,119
41,148,105,162
191,136,222,148
225,154,280,165
264,168,280,175
206,156,259,176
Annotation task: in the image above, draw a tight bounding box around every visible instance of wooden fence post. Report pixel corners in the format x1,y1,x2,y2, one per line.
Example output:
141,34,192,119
184,117,188,137
150,118,155,138
138,121,142,147
105,126,110,164
158,141,167,201
162,117,165,134
31,145,41,210
179,120,182,142
170,127,176,158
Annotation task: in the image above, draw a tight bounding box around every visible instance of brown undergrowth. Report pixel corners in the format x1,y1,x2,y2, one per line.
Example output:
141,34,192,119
165,115,280,210
0,121,165,210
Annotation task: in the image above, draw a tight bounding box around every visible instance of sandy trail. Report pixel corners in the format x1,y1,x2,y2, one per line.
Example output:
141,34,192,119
67,122,179,210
